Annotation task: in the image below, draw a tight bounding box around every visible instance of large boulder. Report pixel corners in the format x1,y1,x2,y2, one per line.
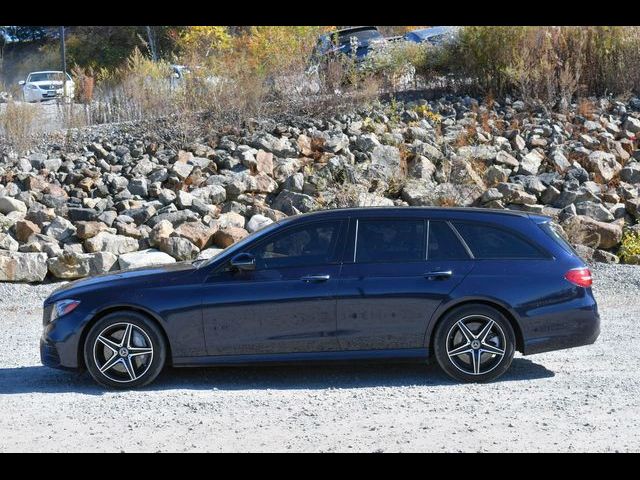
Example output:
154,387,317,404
85,232,139,255
585,151,621,183
272,190,318,215
562,215,623,249
14,219,41,243
174,221,215,250
519,150,544,176
212,227,249,248
0,233,19,252
0,252,48,282
0,197,27,215
159,236,199,261
118,249,176,270
47,251,118,279
370,145,402,178
246,214,274,233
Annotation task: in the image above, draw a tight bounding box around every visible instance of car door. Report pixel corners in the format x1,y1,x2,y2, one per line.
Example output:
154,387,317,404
336,217,474,351
201,219,346,356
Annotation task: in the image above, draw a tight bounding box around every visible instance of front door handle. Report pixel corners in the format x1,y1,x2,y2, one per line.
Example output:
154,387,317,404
424,270,453,279
301,275,331,283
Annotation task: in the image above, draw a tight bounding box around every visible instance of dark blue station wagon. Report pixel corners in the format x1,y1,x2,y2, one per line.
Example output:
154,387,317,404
41,207,600,388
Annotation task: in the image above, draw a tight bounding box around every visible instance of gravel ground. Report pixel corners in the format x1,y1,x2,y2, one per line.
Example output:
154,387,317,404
0,263,638,452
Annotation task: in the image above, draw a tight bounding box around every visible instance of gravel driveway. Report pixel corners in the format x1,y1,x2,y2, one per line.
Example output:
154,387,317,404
0,262,638,452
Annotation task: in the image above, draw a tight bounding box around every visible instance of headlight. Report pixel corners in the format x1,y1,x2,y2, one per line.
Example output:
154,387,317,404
27,84,40,90
50,299,81,322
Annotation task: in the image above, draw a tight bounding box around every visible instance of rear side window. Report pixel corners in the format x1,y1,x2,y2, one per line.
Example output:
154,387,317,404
452,221,546,259
428,221,469,260
356,219,425,263
539,221,578,255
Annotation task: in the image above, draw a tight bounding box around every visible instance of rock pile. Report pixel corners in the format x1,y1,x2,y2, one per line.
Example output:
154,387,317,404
1,93,640,282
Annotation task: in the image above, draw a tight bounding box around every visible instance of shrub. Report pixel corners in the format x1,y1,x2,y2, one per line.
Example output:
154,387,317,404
618,229,640,263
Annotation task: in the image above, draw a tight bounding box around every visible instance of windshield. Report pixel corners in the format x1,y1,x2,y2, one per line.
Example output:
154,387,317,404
197,220,283,269
28,72,66,82
338,29,383,46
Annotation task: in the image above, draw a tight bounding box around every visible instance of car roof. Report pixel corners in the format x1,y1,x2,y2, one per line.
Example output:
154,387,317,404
407,26,458,39
29,71,64,74
278,206,549,224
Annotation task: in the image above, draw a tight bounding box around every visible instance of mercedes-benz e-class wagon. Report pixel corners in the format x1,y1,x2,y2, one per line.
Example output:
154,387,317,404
41,207,600,388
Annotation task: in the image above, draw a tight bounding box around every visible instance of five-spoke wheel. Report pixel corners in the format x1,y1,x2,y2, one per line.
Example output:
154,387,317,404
434,304,515,383
84,312,166,389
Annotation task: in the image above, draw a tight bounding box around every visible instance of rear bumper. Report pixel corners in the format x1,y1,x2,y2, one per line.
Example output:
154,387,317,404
522,300,600,355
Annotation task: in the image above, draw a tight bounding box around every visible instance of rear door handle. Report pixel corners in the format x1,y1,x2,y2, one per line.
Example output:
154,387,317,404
301,275,331,283
424,270,453,279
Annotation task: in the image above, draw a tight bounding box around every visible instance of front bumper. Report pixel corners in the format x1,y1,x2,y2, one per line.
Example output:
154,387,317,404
40,305,87,371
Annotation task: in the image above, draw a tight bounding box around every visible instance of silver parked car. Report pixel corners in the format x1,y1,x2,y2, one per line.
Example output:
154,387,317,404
19,71,75,102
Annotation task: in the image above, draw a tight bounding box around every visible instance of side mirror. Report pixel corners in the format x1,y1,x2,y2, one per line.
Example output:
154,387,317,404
18,80,25,86
230,252,255,271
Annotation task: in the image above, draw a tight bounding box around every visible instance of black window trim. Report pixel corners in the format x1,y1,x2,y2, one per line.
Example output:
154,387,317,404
446,221,475,259
426,220,474,261
450,219,553,260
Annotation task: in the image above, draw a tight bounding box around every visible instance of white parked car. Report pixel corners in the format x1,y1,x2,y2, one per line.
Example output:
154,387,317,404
19,71,75,102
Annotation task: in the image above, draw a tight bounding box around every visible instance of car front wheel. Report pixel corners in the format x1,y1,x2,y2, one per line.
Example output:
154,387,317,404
84,311,166,389
433,304,515,383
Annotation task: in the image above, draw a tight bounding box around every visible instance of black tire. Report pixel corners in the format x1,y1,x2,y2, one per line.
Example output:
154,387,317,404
84,311,166,389
433,304,515,383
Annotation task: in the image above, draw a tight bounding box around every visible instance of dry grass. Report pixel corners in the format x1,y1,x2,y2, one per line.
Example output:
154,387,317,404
0,100,37,154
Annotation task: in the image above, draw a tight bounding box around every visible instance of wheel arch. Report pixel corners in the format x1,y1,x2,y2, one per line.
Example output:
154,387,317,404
425,297,525,356
77,305,173,369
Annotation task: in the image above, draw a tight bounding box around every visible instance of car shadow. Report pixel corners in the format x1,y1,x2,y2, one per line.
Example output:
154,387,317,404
0,358,554,395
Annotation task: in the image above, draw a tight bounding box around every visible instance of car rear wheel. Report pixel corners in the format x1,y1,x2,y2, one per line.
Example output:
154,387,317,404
84,311,166,389
433,304,515,383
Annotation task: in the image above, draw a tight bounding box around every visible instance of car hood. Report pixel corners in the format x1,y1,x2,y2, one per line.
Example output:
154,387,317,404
45,261,196,304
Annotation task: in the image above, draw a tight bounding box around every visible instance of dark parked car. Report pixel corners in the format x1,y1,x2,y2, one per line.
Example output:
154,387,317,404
310,26,386,65
41,207,600,388
404,26,460,46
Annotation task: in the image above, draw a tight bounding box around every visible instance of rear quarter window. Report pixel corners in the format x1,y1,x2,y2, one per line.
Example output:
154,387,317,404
539,221,579,256
452,221,547,259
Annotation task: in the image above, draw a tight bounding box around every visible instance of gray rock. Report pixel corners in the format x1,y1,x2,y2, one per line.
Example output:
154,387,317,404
0,197,27,215
370,145,402,177
172,162,194,180
0,233,19,252
128,178,148,197
519,150,544,176
623,116,640,133
575,201,615,222
494,150,519,168
85,232,139,255
620,163,640,184
196,248,224,261
118,249,176,270
0,251,48,282
246,214,274,233
45,216,77,241
272,190,318,215
159,236,199,261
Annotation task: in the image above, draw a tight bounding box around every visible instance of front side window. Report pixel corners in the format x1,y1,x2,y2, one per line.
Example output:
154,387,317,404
355,219,425,263
428,221,470,260
452,221,546,259
250,220,342,269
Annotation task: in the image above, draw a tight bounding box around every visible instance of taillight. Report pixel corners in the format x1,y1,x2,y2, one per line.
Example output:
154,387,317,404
565,267,592,288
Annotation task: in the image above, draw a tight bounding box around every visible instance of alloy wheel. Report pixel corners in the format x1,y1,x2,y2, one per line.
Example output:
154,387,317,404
445,314,506,376
93,322,154,383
